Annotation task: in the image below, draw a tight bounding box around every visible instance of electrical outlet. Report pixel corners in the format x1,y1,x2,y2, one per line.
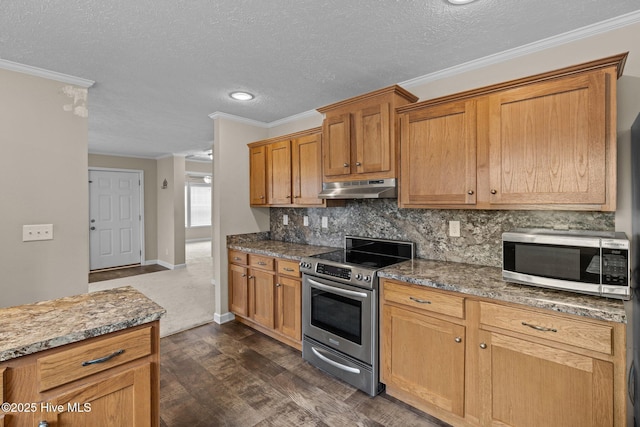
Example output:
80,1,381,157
303,216,309,227
283,214,289,226
321,216,328,228
23,224,54,241
449,221,461,237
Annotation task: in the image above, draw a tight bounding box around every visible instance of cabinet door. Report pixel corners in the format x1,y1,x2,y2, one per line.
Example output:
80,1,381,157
250,269,275,329
249,146,267,205
292,133,324,206
229,263,248,316
399,100,477,207
478,331,614,427
322,113,352,177
488,70,608,205
275,276,302,341
39,364,152,427
354,102,391,175
267,140,292,205
382,305,465,416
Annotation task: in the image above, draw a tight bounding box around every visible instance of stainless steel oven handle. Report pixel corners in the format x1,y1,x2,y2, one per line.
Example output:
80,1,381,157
307,278,368,299
311,347,361,374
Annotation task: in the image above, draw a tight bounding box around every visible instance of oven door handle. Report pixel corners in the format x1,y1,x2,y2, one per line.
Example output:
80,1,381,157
307,278,368,299
311,347,361,374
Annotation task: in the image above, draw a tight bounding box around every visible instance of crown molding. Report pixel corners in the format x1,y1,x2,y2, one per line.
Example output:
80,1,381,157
400,9,640,89
0,59,94,88
267,109,321,128
208,111,269,128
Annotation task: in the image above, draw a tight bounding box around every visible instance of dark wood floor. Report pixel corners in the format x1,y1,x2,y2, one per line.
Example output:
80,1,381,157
159,321,452,427
88,264,169,283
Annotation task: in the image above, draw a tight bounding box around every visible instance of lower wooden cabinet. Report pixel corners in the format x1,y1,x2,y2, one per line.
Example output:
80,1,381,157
380,279,626,427
228,250,302,349
0,322,159,427
382,304,465,416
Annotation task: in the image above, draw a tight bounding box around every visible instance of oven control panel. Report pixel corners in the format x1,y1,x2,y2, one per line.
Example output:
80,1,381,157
316,263,351,280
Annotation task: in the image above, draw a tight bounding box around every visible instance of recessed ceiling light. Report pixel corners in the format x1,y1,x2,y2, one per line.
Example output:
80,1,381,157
447,0,477,4
229,91,255,101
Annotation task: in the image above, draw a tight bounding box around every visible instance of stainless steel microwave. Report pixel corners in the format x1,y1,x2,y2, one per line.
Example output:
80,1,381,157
502,229,630,300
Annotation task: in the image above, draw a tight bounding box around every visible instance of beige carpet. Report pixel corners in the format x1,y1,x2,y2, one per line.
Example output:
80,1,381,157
88,241,215,337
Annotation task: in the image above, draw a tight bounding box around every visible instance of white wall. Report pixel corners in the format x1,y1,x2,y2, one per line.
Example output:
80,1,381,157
157,155,186,268
212,116,269,321
0,69,89,307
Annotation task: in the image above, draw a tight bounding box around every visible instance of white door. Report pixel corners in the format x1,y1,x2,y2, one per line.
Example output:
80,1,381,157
89,170,142,270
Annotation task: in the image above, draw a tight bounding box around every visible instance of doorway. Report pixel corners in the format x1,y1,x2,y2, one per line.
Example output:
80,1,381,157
89,169,144,270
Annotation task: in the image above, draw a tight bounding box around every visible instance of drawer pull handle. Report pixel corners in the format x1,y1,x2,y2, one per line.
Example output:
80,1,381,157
234,257,242,261
283,267,295,272
82,349,125,366
409,296,431,304
257,261,267,266
522,322,557,333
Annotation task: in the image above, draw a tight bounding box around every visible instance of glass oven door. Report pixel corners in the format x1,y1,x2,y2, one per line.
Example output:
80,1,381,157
302,274,374,364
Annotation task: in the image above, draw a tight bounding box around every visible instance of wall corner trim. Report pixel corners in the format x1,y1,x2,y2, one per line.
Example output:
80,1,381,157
214,312,235,324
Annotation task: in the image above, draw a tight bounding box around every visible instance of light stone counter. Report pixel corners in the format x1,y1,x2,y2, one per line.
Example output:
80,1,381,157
227,239,338,261
0,286,165,362
379,259,626,323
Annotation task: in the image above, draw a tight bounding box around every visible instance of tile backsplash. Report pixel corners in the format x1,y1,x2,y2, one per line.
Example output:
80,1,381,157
270,199,615,267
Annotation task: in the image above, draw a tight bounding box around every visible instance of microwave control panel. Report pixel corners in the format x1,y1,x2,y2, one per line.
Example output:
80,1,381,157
601,248,629,286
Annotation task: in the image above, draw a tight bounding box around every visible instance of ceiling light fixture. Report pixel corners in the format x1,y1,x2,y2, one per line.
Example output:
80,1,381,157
447,0,477,4
229,91,255,101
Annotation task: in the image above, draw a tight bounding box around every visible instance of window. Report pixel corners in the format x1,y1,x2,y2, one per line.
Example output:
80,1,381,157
185,176,211,227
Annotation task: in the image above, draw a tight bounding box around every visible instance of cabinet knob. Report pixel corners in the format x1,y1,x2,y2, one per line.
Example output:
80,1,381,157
454,337,462,343
275,283,282,287
248,275,254,279
241,273,247,277
39,422,50,427
286,195,291,198
355,162,362,166
343,163,349,167
260,195,265,199
467,190,474,195
480,343,487,349
294,195,301,199
490,189,497,195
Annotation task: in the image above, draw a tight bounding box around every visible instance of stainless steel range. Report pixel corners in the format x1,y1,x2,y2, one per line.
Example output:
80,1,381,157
300,236,414,396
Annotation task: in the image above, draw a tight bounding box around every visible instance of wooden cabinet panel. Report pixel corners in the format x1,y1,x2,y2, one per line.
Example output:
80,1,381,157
323,113,351,177
275,276,301,341
250,269,275,329
267,140,292,205
39,364,151,427
228,250,247,265
229,264,248,316
37,327,152,392
248,254,274,271
292,133,324,206
355,103,391,174
400,100,477,207
488,71,607,206
383,280,465,319
382,304,465,416
276,259,300,277
479,302,612,354
249,146,267,206
479,331,614,427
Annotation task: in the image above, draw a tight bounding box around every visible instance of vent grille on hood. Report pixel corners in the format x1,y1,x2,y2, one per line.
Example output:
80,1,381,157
318,178,397,199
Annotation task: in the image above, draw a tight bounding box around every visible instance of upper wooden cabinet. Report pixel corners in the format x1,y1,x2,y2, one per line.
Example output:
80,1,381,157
317,85,418,182
398,53,627,211
248,128,325,207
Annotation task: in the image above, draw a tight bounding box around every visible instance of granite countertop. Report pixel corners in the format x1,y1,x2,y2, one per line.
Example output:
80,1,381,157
228,239,338,260
0,286,166,362
379,259,626,323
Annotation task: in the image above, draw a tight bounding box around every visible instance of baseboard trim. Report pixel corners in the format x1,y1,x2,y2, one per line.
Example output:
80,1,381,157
214,312,235,324
157,260,187,270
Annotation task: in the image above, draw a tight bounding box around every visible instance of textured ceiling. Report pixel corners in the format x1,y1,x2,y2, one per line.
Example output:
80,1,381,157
1,0,640,158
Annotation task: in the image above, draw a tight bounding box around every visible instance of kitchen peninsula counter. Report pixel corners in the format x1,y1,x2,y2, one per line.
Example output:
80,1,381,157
0,286,166,362
227,239,338,260
379,258,626,323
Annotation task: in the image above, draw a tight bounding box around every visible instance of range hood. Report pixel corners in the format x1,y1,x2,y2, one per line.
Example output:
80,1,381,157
318,178,397,199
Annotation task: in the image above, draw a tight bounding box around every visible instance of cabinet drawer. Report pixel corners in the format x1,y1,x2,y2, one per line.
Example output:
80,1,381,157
383,281,465,319
249,254,275,271
277,259,300,277
37,326,152,392
229,250,247,265
479,302,612,355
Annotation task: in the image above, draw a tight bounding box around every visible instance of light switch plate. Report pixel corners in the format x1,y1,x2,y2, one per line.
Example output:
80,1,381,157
449,221,461,237
23,224,54,241
303,216,309,227
283,214,289,226
321,216,328,228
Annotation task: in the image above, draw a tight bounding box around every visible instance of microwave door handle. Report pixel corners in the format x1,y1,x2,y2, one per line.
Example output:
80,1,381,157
311,347,361,374
307,278,368,299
